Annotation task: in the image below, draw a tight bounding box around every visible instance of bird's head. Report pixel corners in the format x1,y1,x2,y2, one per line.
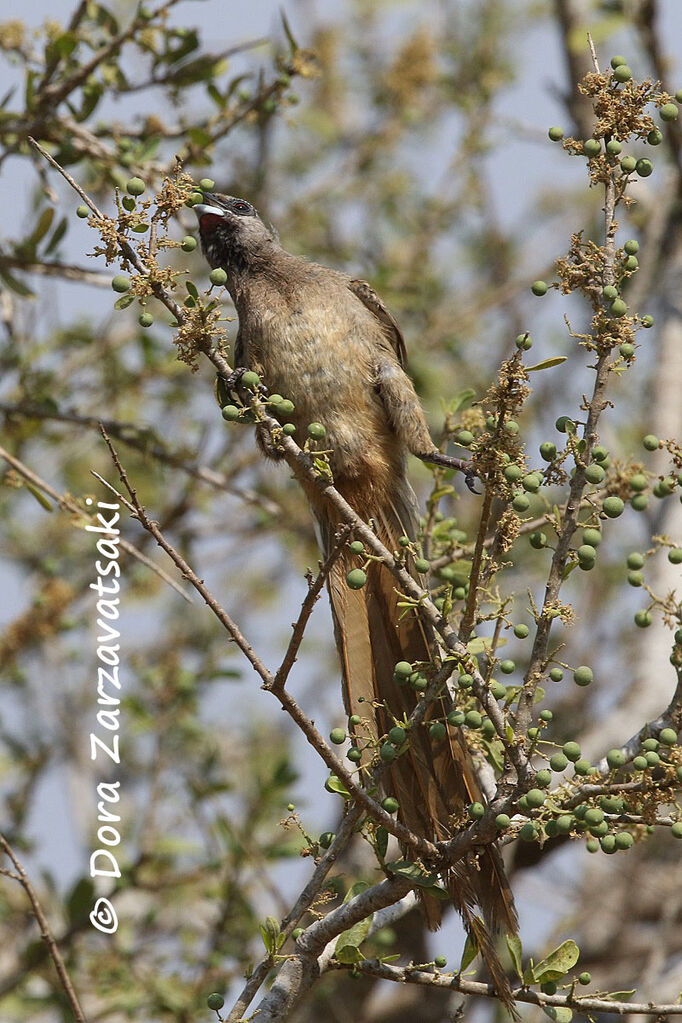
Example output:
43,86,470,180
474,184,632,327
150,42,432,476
193,192,276,272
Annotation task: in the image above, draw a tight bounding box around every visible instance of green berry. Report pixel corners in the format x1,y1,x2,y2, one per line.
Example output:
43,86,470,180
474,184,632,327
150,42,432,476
629,475,648,493
221,404,240,422
434,954,447,968
347,747,362,762
624,255,638,270
573,666,593,687
646,750,660,766
586,839,599,853
514,623,529,639
464,710,482,729
504,420,519,435
606,139,622,155
412,558,428,574
410,673,428,692
602,284,618,300
207,993,225,1010
319,831,334,848
349,715,361,727
380,743,396,763
574,758,592,775
468,802,485,820
495,814,511,830
636,158,653,177
620,155,637,173
540,709,553,721
672,822,682,839
523,474,542,494
624,239,639,255
577,544,597,564
526,788,545,808
512,493,530,512
529,531,547,549
382,796,399,814
240,370,260,389
555,415,574,433
500,659,515,674
606,748,626,769
628,571,644,587
540,441,557,461
585,464,605,484
188,192,204,206
76,205,89,218
642,738,659,751
641,314,654,328
126,177,145,195
282,423,296,435
504,464,523,482
307,422,326,440
429,721,446,742
556,815,574,835
583,528,602,547
548,126,564,141
515,332,532,350
600,834,617,854
613,65,632,83
330,728,346,745
610,55,627,68
535,769,552,787
527,728,539,741
584,807,604,826
111,274,130,293
346,569,367,590
659,727,677,746
634,609,652,628
388,726,406,745
549,752,568,772
458,674,473,689
181,236,197,252
610,298,627,317
393,661,412,679
549,667,564,682
602,496,624,518
199,178,216,191
631,493,649,511
647,128,663,145
531,280,548,296
457,430,474,447
563,741,581,761
519,822,538,841
627,552,645,570
209,267,228,286
660,103,679,121
448,710,465,726
138,312,153,328
620,343,635,359
490,681,507,698
349,540,364,555
583,138,601,157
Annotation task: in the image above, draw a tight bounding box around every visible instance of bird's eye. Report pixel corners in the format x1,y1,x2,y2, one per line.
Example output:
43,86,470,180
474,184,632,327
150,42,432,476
232,200,252,215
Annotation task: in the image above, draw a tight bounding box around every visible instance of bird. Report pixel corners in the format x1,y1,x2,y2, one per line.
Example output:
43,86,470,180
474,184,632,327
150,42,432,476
194,192,518,1012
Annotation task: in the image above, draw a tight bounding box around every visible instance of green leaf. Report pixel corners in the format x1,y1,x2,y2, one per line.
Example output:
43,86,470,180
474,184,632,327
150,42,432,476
27,207,55,249
259,915,283,955
481,737,504,773
325,774,351,798
542,1007,572,1023
602,990,636,1001
281,9,299,53
114,294,134,310
526,357,567,372
66,877,95,924
45,216,68,255
0,268,35,297
375,826,388,861
25,484,53,512
451,387,476,413
459,931,479,972
532,940,580,984
185,280,199,299
466,636,494,655
385,859,439,888
506,933,523,981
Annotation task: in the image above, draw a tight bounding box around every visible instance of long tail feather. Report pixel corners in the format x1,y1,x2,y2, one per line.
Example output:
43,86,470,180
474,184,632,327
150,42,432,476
311,474,518,1012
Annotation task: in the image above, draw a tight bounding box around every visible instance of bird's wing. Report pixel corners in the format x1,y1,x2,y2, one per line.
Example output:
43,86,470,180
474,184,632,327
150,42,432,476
348,278,407,368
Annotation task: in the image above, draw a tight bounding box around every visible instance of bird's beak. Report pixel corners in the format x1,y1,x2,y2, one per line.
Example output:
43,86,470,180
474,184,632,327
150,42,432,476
193,203,226,218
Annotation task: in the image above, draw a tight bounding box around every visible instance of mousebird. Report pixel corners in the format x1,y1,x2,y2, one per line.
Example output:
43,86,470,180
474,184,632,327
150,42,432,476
194,193,518,1012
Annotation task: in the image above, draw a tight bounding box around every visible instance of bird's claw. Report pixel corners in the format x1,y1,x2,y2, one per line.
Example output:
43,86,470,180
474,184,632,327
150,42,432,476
420,451,482,494
217,367,268,406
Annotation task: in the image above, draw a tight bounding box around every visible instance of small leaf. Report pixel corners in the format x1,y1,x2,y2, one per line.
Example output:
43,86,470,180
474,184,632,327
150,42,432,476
466,636,494,655
185,280,199,299
533,939,580,984
542,1007,572,1023
602,990,636,1001
481,737,504,773
459,931,479,972
26,484,53,511
375,826,388,861
259,916,281,956
451,387,476,413
45,216,68,255
114,294,134,310
385,859,439,888
0,268,35,297
325,774,351,798
281,9,299,53
27,207,55,249
506,933,523,981
526,357,567,372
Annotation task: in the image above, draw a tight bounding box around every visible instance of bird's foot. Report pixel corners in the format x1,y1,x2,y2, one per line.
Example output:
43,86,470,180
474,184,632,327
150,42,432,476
419,451,481,494
216,367,268,406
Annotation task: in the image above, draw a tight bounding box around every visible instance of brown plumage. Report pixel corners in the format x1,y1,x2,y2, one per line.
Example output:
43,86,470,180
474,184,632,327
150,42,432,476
195,193,518,1013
